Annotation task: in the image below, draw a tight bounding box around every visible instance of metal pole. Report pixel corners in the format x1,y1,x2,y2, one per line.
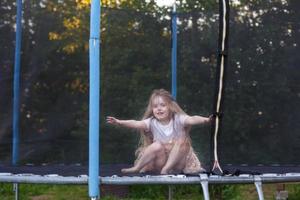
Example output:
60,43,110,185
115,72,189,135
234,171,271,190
12,0,22,197
13,183,19,200
89,0,101,199
12,0,23,167
171,3,177,99
199,174,210,200
254,176,264,200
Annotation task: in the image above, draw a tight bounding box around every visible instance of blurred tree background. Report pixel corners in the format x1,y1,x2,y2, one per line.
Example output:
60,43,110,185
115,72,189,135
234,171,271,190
0,0,299,170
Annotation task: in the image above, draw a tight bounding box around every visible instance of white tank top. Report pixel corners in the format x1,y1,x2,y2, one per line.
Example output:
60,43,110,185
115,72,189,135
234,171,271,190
143,114,188,143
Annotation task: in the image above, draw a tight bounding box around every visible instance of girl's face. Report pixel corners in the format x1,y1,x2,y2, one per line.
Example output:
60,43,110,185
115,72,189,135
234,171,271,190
151,96,171,124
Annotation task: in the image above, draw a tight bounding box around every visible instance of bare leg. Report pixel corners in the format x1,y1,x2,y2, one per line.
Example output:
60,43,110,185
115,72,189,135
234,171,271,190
122,142,165,173
153,148,167,172
140,150,167,173
161,138,190,174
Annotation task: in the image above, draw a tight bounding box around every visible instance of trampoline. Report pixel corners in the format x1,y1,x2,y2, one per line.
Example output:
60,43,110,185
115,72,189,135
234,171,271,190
0,0,299,199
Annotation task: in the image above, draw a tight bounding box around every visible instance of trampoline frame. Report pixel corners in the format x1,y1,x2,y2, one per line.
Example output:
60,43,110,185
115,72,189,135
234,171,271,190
1,173,300,185
0,173,300,200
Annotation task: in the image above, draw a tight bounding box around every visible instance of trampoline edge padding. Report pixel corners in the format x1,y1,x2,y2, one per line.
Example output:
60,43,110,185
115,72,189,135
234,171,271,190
0,173,300,185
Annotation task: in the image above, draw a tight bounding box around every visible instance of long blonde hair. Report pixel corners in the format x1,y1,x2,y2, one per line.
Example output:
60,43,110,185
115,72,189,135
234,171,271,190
135,89,191,157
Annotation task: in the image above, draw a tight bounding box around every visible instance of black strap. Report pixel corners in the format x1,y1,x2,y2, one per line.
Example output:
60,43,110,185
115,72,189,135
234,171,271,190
218,50,228,56
212,112,223,118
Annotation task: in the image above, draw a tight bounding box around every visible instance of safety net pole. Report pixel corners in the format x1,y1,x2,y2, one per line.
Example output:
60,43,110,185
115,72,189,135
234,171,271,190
89,0,101,199
171,3,177,99
12,0,23,166
170,6,177,193
211,0,230,174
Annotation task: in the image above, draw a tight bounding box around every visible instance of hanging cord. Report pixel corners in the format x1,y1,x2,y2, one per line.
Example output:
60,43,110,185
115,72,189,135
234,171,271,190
211,0,230,175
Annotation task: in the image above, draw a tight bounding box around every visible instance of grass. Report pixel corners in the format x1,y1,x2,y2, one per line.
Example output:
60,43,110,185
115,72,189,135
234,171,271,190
0,184,89,200
0,183,300,199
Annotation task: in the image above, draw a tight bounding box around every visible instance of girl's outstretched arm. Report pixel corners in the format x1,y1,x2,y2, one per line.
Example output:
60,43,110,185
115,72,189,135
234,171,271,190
184,115,212,126
106,116,147,130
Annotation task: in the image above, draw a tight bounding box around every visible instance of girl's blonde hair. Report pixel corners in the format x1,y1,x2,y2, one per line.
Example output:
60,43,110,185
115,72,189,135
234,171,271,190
135,89,191,158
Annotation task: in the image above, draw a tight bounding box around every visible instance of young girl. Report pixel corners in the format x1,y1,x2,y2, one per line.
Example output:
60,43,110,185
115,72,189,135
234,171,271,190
107,89,211,174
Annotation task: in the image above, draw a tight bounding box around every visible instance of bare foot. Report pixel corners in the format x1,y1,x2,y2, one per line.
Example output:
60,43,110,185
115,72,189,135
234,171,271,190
121,167,139,173
160,168,169,175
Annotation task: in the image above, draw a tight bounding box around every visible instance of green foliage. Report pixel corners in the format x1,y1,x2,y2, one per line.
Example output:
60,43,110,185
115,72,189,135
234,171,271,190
210,185,242,200
287,184,300,200
129,185,169,199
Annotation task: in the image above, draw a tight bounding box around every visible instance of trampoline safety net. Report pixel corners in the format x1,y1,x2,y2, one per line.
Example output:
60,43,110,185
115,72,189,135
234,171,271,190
0,0,299,177
220,0,300,173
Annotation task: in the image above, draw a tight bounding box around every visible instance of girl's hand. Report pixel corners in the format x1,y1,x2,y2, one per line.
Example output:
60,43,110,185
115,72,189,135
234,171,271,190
106,116,120,125
208,114,216,123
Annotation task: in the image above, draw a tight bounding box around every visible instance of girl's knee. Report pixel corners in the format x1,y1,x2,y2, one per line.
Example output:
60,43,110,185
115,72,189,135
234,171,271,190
149,142,164,152
175,138,189,147
174,138,190,155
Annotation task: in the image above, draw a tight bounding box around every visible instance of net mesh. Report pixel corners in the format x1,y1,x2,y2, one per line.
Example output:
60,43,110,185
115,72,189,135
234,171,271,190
220,1,300,167
0,2,216,171
1,0,298,175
